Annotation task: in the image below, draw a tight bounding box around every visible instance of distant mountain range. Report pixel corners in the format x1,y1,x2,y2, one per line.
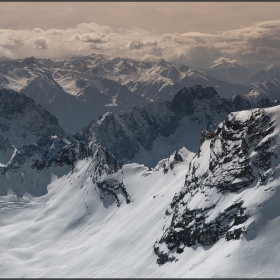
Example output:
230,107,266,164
0,54,280,137
78,85,252,167
205,57,252,85
1,54,280,135
0,83,268,197
246,64,280,84
0,54,256,133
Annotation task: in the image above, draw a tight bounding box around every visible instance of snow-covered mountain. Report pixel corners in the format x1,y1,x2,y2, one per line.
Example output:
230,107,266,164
19,71,109,133
243,75,280,107
0,134,126,200
0,84,132,198
0,145,195,277
154,105,280,277
123,58,251,100
0,55,151,133
2,53,280,277
100,78,149,111
247,64,280,85
0,54,253,133
80,85,251,167
0,88,65,164
1,101,280,277
0,83,252,169
205,57,253,85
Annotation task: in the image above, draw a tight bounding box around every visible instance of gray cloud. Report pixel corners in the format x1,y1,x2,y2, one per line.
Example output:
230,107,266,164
0,20,279,70
1,3,280,36
128,39,144,50
0,46,17,58
89,43,103,50
80,32,110,43
33,37,48,49
128,39,157,50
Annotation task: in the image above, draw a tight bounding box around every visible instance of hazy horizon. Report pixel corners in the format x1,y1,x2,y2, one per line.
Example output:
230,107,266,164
1,2,280,71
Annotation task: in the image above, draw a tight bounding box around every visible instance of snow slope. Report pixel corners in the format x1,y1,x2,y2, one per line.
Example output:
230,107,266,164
205,57,252,85
0,147,195,278
2,105,280,277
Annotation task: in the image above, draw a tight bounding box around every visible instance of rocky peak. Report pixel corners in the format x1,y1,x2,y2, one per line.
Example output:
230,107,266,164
80,85,258,165
160,65,181,81
0,88,65,148
147,59,173,76
154,59,170,67
231,94,251,111
171,85,219,118
22,56,38,66
154,105,279,265
0,129,130,205
75,78,89,89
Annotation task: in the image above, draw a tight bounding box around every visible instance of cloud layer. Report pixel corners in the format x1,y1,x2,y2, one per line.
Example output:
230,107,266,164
1,20,280,70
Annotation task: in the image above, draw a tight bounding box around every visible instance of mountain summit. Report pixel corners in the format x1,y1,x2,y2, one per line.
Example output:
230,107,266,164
206,57,252,84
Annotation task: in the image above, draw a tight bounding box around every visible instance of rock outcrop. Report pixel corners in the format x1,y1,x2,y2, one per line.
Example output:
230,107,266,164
154,106,278,265
80,85,252,164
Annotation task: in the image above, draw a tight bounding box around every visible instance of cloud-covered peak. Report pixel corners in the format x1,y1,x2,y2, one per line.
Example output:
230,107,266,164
0,20,280,71
213,57,238,65
210,57,239,68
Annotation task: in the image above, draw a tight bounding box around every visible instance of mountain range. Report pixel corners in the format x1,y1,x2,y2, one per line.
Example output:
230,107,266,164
1,93,280,277
1,54,280,277
1,54,280,135
0,54,256,133
205,57,253,85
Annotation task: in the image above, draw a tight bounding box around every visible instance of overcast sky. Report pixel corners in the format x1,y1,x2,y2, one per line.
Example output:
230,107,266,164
1,2,280,70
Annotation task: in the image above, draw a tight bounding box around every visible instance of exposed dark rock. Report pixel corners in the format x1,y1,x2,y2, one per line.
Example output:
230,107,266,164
155,201,248,265
96,179,131,207
171,85,218,119
0,88,65,146
174,151,183,162
80,85,255,164
154,107,276,265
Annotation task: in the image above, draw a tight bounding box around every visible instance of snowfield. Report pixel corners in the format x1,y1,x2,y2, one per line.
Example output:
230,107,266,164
0,148,195,277
2,103,280,279
2,74,280,277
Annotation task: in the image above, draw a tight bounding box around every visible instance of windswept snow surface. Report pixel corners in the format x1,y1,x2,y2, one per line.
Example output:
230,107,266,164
3,104,280,277
0,148,195,278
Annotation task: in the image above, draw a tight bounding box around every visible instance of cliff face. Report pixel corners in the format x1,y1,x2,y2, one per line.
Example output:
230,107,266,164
154,106,280,265
0,88,65,148
0,88,128,200
81,85,251,165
